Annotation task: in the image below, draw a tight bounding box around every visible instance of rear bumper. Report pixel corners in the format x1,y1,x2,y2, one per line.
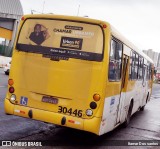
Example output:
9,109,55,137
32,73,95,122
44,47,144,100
4,98,101,135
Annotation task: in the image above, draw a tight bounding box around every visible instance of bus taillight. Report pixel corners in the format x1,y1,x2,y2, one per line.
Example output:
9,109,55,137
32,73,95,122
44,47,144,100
93,94,100,101
90,101,97,109
9,87,15,93
21,16,25,21
8,79,14,86
103,24,107,28
10,94,16,102
86,109,93,116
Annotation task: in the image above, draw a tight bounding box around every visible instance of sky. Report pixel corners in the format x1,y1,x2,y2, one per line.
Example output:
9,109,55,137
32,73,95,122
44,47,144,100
17,0,160,52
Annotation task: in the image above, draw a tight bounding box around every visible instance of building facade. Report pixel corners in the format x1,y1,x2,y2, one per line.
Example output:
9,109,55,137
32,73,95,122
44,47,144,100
143,49,160,70
0,0,23,56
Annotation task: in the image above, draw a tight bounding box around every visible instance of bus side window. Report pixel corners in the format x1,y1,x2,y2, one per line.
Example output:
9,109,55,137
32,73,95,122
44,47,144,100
129,51,132,79
131,52,136,79
146,65,149,80
130,52,139,80
142,64,146,82
149,63,152,80
109,39,122,81
141,58,144,79
138,56,143,80
146,63,152,80
135,53,139,79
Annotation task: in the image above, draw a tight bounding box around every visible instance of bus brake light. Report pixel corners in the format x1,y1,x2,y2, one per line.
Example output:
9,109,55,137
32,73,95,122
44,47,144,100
103,24,107,28
21,16,25,21
9,87,15,93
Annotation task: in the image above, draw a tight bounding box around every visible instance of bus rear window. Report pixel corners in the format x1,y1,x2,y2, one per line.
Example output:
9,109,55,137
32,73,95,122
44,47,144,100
16,19,104,61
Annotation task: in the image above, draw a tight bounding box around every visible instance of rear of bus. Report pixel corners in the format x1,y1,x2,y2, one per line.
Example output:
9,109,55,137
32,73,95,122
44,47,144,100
4,15,109,135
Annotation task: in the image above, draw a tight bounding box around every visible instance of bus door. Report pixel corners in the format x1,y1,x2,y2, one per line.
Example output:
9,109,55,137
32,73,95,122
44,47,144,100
116,54,129,125
142,65,147,87
142,64,147,104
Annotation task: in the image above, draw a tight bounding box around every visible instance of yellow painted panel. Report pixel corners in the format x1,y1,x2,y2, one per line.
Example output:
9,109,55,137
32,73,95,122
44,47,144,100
106,82,121,97
4,99,14,114
0,27,12,40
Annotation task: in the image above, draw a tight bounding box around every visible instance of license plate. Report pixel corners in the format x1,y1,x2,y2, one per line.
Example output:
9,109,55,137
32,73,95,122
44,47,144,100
42,96,58,104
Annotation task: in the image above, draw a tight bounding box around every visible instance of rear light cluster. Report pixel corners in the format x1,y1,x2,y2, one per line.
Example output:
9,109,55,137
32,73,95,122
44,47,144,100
8,79,14,86
9,87,14,93
10,94,16,102
21,16,25,21
8,79,16,102
103,24,107,29
86,93,101,117
93,94,100,101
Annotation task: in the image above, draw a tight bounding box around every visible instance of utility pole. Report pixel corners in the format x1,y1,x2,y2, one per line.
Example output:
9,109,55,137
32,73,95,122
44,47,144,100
42,1,45,14
77,4,80,16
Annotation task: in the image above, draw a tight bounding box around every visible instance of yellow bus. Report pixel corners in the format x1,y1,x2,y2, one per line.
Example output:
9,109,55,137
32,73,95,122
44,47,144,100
4,14,154,135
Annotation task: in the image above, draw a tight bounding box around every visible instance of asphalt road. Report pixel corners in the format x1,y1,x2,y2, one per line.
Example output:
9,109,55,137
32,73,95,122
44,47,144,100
0,68,160,148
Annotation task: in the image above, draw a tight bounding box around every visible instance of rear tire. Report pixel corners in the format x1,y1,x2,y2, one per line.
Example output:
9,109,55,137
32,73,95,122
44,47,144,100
140,94,149,111
140,106,145,111
123,101,133,127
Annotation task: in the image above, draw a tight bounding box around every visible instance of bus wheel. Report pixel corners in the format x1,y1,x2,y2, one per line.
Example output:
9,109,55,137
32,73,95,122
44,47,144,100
140,105,145,111
123,101,133,127
140,94,149,111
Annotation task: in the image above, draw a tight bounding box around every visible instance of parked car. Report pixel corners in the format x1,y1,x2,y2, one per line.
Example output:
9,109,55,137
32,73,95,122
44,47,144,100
4,61,11,75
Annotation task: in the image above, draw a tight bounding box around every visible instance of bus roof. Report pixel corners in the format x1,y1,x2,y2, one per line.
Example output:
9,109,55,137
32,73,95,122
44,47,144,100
22,14,105,25
110,25,153,64
22,14,153,64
